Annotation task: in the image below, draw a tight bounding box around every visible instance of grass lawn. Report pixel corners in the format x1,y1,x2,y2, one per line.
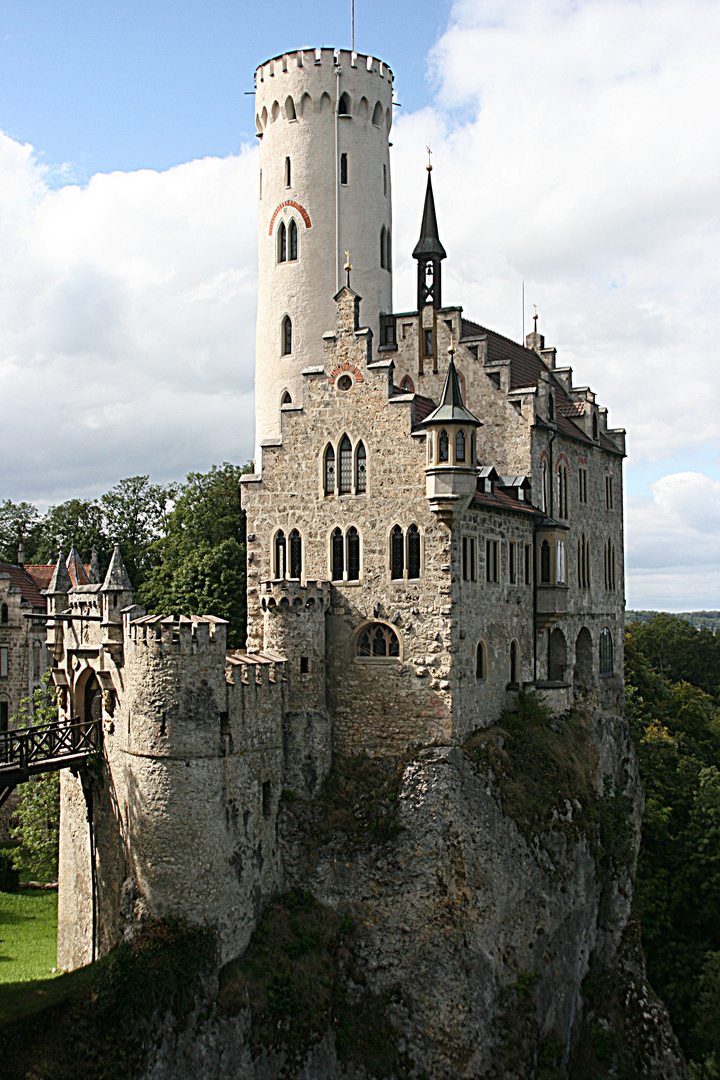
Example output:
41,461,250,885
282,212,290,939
0,890,59,984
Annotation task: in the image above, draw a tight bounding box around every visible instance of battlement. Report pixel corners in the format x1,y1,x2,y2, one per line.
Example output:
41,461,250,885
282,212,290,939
259,578,330,613
127,613,228,656
255,48,393,87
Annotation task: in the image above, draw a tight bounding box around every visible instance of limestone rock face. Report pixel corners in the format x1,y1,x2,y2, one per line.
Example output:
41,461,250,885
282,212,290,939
140,707,687,1080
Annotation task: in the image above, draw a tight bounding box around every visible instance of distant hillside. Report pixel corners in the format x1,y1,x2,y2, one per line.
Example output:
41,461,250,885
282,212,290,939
626,610,720,632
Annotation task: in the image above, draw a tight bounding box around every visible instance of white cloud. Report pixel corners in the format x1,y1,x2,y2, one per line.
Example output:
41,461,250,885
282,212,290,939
0,135,258,505
625,472,720,608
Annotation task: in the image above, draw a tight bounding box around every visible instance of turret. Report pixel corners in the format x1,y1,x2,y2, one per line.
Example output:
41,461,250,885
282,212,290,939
418,343,481,524
101,544,133,660
413,165,446,311
43,547,72,660
253,48,394,464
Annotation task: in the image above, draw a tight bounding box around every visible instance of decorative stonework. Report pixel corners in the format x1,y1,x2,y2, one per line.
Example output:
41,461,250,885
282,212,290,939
267,200,312,234
328,362,364,387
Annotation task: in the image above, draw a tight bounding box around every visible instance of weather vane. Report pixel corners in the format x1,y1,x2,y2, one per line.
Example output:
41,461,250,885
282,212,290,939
426,145,433,172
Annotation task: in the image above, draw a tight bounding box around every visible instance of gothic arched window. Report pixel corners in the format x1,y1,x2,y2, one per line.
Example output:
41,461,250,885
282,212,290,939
600,628,614,676
289,219,298,261
339,435,352,494
324,444,335,495
407,525,421,579
278,221,287,263
281,390,292,405
541,539,551,583
372,101,383,127
274,530,286,579
390,525,404,580
456,429,466,463
438,430,449,462
355,442,367,494
338,92,351,116
347,527,360,581
331,527,344,581
476,641,487,680
289,529,302,580
282,315,292,355
357,622,400,659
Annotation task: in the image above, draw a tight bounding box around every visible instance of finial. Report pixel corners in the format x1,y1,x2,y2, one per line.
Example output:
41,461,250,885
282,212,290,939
344,250,352,288
426,145,433,172
448,333,455,356
533,304,538,330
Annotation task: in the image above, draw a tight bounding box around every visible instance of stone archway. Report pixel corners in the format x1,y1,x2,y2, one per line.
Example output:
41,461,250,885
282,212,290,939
574,628,594,693
548,628,567,683
83,674,102,726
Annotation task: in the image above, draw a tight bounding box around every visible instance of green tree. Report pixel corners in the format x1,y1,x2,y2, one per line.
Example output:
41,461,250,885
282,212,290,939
100,475,174,587
0,499,42,562
33,497,106,567
139,463,249,648
10,674,61,882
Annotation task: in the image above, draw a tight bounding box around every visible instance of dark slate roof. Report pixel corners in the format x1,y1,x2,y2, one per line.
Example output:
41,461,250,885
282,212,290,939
417,355,481,428
0,563,47,609
413,395,437,424
412,172,447,261
102,544,133,592
471,487,543,517
46,550,73,594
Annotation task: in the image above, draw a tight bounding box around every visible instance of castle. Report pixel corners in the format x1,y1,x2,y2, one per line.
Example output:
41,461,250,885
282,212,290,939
51,47,625,972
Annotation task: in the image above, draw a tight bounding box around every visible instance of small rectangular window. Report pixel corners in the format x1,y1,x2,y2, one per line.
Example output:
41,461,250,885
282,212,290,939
285,156,291,187
606,475,613,509
383,163,387,196
423,328,433,357
300,656,309,674
340,153,348,185
462,537,469,581
0,648,7,678
220,711,230,737
509,541,516,584
485,540,499,583
579,467,588,504
524,544,532,585
470,538,477,581
262,780,272,819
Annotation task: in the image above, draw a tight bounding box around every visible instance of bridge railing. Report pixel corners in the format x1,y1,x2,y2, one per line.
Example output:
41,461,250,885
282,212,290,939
0,717,101,769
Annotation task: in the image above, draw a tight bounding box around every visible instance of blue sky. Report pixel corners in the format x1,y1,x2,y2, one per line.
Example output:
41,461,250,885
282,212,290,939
0,0,719,609
0,0,451,179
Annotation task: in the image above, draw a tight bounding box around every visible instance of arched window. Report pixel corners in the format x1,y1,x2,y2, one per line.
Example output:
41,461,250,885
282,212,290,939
338,92,351,116
407,525,421,579
331,527,344,581
357,622,400,659
355,442,367,493
604,539,616,591
281,390,292,405
438,430,449,462
0,604,7,625
541,540,551,583
599,628,614,676
278,221,287,262
285,95,296,120
380,226,387,270
548,393,554,421
289,529,302,580
456,429,466,463
347,527,360,581
510,640,519,685
372,101,383,127
274,530,286,578
476,641,487,680
324,444,335,495
282,315,292,355
557,540,566,584
339,435,352,494
558,463,568,518
289,219,298,261
390,525,404,580
400,375,414,393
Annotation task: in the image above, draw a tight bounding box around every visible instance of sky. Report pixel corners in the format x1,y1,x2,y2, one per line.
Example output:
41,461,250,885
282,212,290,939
0,0,719,610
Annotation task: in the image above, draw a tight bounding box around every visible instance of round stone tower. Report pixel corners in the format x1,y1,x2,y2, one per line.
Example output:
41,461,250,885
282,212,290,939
254,47,394,463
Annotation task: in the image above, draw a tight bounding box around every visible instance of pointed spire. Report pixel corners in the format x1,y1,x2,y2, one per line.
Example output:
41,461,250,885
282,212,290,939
46,547,72,594
412,170,447,262
101,543,132,593
65,542,89,587
418,346,482,429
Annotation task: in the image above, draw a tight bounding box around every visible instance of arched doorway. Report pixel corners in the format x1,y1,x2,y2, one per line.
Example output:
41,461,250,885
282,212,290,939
548,628,567,683
574,628,594,693
83,673,102,727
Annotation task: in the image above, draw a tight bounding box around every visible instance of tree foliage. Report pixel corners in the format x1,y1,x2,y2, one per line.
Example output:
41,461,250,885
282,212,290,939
10,674,61,882
626,615,720,1072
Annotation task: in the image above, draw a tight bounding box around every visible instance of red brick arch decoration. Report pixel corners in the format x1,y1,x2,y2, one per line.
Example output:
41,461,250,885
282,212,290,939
268,201,312,235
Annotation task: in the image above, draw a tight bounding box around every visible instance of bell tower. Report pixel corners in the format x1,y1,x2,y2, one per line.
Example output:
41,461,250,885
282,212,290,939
413,165,446,310
253,48,394,466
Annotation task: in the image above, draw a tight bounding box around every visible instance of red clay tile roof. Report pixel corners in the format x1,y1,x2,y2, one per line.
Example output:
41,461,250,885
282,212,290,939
472,487,543,517
25,560,93,590
0,563,47,609
556,400,585,418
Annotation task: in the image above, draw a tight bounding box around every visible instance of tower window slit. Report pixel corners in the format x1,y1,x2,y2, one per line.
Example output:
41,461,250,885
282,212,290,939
356,442,367,493
282,315,292,355
331,528,344,581
285,156,291,187
275,530,286,578
347,527,360,581
324,444,335,494
407,525,421,579
340,153,348,185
